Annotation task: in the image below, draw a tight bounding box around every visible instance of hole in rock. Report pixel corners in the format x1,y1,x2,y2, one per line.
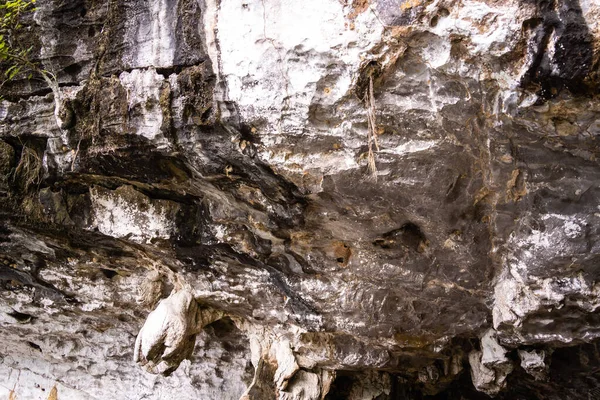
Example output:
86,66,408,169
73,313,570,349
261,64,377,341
331,241,352,266
64,63,82,76
325,373,355,400
374,222,428,253
26,341,42,352
522,17,542,31
100,268,118,279
7,309,33,323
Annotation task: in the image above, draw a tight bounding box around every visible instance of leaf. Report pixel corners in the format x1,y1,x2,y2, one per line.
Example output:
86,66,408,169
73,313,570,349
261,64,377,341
5,64,19,77
8,67,20,79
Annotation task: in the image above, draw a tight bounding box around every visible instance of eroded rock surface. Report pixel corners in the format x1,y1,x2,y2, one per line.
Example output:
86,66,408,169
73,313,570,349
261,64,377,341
1,0,600,398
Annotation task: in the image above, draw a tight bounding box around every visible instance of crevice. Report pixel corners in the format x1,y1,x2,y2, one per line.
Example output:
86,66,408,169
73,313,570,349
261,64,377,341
26,341,42,352
1,81,81,103
100,268,118,279
7,309,34,324
373,222,429,253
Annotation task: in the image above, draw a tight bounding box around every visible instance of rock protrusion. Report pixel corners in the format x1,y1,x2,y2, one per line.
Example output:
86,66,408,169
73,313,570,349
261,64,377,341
240,334,335,400
469,329,514,396
133,288,223,375
519,349,549,381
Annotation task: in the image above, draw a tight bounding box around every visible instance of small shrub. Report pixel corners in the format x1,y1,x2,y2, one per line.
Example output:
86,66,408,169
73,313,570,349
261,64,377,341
0,0,38,94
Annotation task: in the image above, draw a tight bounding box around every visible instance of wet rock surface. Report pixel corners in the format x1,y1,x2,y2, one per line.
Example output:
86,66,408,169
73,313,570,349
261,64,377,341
1,0,600,398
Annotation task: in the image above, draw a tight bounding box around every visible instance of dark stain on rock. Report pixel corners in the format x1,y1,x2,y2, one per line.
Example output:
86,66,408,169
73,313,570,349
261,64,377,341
175,64,215,126
39,188,74,226
521,0,595,100
173,200,211,247
77,147,192,185
196,124,308,229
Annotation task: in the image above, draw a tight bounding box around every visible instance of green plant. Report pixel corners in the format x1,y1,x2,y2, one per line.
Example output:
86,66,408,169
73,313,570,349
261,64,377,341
0,0,65,131
0,0,38,93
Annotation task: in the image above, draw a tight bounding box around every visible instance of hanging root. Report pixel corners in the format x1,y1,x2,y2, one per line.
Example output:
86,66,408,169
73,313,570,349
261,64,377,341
14,145,42,191
366,74,380,180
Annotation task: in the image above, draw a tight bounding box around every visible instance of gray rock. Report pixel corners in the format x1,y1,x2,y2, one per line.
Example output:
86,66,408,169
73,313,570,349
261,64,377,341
1,0,600,398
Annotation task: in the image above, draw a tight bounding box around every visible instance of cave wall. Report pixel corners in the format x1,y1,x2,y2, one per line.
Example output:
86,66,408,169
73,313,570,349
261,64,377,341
1,0,600,398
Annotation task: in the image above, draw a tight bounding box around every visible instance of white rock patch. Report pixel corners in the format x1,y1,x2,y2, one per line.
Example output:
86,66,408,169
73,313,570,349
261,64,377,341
119,69,166,143
131,0,176,68
89,186,176,243
469,329,513,396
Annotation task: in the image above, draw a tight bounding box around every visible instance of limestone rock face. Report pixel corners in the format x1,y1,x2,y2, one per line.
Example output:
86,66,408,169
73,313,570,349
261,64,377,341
1,0,600,398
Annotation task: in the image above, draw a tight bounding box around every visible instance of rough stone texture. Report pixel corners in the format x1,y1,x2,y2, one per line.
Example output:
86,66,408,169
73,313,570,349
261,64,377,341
468,329,514,396
1,0,600,398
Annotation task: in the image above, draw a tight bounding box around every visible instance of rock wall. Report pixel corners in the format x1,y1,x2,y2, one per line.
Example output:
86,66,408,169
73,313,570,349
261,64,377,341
1,0,600,398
